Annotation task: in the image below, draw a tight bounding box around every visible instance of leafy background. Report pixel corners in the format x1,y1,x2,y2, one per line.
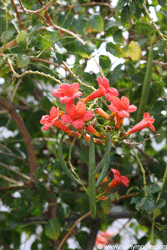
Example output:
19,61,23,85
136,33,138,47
0,0,167,249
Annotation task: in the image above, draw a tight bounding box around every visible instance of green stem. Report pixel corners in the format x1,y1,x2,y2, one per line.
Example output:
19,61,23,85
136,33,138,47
13,70,62,84
68,137,87,193
89,134,96,219
137,41,153,122
133,150,148,197
151,163,167,245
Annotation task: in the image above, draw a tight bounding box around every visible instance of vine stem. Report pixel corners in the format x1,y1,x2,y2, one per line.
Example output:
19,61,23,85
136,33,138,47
12,69,62,84
68,137,87,193
151,163,167,246
133,149,148,197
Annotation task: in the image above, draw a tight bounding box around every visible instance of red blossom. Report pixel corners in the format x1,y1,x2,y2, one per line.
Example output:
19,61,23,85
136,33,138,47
106,169,129,193
124,112,155,137
108,96,137,129
40,106,75,136
95,231,113,248
52,83,82,104
61,101,94,129
83,76,118,102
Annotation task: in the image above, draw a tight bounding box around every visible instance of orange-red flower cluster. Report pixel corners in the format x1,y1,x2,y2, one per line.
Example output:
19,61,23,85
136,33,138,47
40,76,155,140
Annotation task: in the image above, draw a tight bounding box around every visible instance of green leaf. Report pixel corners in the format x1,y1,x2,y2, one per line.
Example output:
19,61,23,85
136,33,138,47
17,54,30,68
151,184,161,194
74,41,93,58
121,5,131,23
113,29,123,43
161,9,167,18
135,22,154,36
73,15,87,35
106,42,124,57
99,55,111,70
1,29,15,43
88,15,104,32
144,198,155,213
85,42,96,55
105,21,122,31
16,30,27,49
156,199,166,209
39,96,53,113
115,0,127,13
135,197,147,210
45,218,61,241
158,0,166,7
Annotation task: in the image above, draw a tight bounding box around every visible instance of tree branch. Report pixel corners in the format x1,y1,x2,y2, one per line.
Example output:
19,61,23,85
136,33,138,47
11,0,25,30
0,97,39,180
38,0,54,26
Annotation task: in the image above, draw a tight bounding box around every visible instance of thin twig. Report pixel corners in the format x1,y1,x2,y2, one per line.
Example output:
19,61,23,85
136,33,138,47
11,78,23,101
0,174,24,185
93,57,105,78
38,0,54,26
0,150,25,162
0,162,30,181
30,57,65,69
11,0,25,30
143,0,167,42
19,0,53,14
110,192,139,204
0,39,17,53
57,211,91,250
52,24,86,45
62,61,95,91
18,0,47,25
7,58,17,75
123,134,160,146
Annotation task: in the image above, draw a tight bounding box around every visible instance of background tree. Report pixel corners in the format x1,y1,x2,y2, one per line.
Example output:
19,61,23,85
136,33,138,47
0,0,167,249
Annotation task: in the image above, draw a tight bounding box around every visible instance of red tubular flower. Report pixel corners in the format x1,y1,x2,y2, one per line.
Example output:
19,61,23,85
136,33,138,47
106,169,129,193
124,112,155,137
52,83,82,104
95,231,113,248
61,101,94,129
85,125,104,138
95,108,110,120
83,76,118,102
84,134,102,144
40,106,75,136
108,96,137,130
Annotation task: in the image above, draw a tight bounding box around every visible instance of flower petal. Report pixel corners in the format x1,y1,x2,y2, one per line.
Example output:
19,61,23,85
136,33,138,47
61,114,73,124
83,110,94,121
128,105,137,113
72,119,85,129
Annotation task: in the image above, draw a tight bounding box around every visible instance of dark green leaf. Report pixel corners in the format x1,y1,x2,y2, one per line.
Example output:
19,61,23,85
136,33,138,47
106,42,124,57
99,55,111,70
144,198,155,213
158,0,166,7
156,199,166,209
121,5,131,23
115,0,127,13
